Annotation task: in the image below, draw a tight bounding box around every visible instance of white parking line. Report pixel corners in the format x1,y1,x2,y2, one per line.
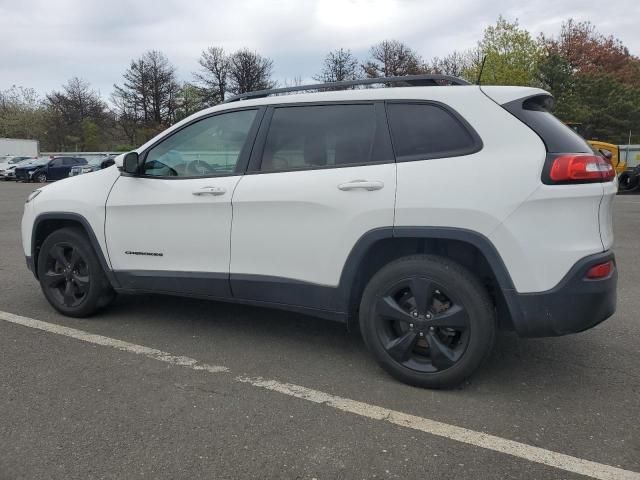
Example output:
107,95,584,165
1,309,639,480
0,310,228,373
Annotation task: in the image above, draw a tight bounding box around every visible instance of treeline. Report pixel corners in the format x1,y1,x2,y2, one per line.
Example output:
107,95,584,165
1,16,639,151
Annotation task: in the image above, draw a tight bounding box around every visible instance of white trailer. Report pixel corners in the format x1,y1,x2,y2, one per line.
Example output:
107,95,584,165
0,138,39,157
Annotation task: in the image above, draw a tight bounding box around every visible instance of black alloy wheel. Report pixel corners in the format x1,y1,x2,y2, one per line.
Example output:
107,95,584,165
359,255,495,389
375,277,470,373
37,227,115,317
42,243,90,308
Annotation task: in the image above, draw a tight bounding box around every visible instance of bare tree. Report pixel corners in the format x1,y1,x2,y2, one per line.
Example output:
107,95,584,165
282,76,304,87
194,46,229,105
112,50,181,141
362,40,424,78
46,77,108,150
429,48,484,82
227,49,276,95
314,48,360,83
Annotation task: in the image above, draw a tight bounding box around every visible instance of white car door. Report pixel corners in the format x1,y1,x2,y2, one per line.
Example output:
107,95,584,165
230,102,396,309
105,108,262,296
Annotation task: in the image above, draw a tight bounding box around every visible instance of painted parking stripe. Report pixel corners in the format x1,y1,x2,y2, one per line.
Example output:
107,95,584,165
237,376,640,480
1,310,638,480
0,310,228,373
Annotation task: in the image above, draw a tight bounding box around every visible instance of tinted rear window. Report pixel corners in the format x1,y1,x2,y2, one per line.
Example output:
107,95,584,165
502,96,592,153
259,104,387,172
386,103,481,161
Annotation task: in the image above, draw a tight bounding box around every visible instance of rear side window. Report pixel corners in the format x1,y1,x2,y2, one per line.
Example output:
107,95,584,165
259,104,388,172
386,103,481,161
502,95,592,154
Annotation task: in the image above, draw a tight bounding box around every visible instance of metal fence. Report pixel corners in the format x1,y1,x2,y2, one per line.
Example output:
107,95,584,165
619,145,640,169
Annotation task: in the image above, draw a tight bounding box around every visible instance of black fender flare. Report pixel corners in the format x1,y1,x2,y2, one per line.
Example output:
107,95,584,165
31,212,119,288
337,226,519,319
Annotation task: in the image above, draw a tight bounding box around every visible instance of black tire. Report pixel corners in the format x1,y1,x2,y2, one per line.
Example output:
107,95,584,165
37,227,115,317
35,172,47,183
359,255,495,389
618,171,639,192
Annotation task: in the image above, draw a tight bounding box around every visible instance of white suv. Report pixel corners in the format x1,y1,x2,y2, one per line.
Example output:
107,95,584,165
21,75,617,388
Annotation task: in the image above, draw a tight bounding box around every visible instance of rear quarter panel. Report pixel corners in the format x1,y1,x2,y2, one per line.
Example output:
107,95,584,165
393,88,549,290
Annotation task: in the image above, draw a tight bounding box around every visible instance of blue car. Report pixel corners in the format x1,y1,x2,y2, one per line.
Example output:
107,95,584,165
20,157,87,183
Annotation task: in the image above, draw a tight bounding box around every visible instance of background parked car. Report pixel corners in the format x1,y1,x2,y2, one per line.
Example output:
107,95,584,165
0,156,30,172
68,155,116,177
29,156,87,183
8,157,47,181
0,156,32,180
0,163,19,181
100,155,116,169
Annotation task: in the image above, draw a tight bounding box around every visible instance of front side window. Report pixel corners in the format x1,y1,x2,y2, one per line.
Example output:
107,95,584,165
49,158,64,167
259,104,379,172
387,103,480,161
144,109,258,177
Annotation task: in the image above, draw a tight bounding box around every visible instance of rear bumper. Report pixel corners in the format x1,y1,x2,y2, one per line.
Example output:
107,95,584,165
506,251,617,337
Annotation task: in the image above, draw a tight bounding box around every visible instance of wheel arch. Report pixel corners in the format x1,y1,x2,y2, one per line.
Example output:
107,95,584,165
338,227,519,330
31,213,119,287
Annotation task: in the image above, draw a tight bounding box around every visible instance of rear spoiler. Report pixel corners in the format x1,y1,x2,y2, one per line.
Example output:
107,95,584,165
480,86,551,106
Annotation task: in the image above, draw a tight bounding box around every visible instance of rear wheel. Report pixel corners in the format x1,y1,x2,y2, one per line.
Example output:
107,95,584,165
359,255,495,389
618,171,639,192
37,228,115,317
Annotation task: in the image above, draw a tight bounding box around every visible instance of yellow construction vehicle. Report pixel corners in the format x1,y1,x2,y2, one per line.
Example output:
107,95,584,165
587,140,625,174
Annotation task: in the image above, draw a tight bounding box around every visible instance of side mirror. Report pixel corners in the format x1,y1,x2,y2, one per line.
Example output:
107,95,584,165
122,152,140,174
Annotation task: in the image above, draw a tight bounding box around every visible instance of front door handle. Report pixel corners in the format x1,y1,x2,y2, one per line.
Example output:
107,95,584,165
193,186,226,196
338,180,384,191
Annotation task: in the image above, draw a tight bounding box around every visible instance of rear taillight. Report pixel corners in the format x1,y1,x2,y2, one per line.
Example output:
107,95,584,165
546,154,615,184
585,261,614,279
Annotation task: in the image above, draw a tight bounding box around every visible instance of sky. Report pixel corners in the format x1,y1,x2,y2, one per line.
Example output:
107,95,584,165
1,0,639,99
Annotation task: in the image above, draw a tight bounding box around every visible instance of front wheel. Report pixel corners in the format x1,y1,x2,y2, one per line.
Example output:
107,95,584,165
37,227,115,317
35,172,47,183
359,255,495,389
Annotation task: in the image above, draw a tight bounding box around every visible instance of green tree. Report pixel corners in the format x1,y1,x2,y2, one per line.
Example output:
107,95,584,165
538,18,640,143
175,82,207,121
81,119,100,151
0,86,48,144
469,16,542,85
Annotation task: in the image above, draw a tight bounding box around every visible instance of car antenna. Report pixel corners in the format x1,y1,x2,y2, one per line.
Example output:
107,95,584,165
476,55,487,86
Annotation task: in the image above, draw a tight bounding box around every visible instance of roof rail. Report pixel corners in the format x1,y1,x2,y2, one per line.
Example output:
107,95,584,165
223,74,470,103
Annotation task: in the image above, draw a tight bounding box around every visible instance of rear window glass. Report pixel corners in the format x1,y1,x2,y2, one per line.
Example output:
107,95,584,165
260,104,381,172
386,103,480,161
503,96,592,153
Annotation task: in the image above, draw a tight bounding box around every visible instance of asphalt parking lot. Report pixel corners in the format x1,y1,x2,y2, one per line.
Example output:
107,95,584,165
0,181,638,480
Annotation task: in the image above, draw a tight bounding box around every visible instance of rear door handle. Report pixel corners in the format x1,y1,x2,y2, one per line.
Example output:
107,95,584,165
338,180,384,191
192,186,226,196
